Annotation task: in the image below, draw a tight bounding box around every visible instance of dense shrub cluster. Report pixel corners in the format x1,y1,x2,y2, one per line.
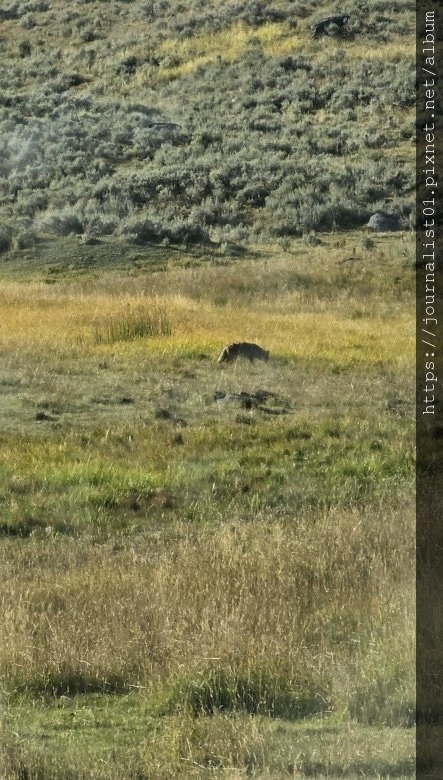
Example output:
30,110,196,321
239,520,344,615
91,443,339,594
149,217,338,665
0,0,415,247
134,0,297,35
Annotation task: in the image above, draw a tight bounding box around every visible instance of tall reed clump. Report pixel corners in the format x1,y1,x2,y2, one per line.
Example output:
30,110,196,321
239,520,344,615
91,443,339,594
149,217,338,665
93,303,172,344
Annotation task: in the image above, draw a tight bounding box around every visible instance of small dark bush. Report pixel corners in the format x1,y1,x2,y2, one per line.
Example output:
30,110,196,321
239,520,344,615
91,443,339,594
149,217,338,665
38,212,84,236
14,229,37,249
18,40,32,57
120,218,211,247
0,230,12,254
116,55,139,75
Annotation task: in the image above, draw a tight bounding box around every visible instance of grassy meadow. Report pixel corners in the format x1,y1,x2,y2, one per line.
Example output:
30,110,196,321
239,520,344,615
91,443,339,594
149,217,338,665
0,233,416,778
0,0,418,776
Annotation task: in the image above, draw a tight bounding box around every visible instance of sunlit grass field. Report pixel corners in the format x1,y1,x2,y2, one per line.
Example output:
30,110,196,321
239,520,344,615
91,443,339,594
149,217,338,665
138,20,415,86
0,233,416,777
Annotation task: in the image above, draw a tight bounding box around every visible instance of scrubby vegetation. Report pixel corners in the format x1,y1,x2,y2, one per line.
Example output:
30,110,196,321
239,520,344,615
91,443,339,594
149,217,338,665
0,0,414,250
0,0,416,777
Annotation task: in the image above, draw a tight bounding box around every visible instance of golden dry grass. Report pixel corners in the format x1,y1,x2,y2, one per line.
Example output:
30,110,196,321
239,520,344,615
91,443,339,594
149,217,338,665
0,286,413,366
0,240,415,371
0,503,414,700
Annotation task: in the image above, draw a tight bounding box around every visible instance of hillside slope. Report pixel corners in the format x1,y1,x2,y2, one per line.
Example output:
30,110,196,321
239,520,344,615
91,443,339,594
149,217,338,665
0,0,415,253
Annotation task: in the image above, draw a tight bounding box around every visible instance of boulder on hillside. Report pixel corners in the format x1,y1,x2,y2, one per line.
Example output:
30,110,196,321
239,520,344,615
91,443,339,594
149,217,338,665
367,212,403,232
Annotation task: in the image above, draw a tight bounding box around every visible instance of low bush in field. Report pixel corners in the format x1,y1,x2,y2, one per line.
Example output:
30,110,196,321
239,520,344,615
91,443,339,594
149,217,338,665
36,210,84,236
118,216,211,246
0,229,11,254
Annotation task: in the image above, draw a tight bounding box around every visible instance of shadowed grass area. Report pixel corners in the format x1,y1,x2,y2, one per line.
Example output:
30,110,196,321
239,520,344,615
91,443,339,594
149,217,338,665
159,664,331,719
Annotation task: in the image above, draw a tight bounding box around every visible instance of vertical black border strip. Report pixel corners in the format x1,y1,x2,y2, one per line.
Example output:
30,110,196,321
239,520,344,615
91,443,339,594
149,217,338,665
416,0,443,775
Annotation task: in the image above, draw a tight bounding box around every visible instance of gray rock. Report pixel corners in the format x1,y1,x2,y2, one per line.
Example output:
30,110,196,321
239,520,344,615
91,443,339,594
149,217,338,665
367,212,403,232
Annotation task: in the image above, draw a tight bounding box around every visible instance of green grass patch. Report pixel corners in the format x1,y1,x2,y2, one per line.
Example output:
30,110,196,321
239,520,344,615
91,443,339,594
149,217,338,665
1,696,416,779
0,407,414,537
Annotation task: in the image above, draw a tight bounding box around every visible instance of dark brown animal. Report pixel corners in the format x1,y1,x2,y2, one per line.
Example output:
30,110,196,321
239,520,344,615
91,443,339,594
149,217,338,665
311,14,350,39
217,342,270,364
